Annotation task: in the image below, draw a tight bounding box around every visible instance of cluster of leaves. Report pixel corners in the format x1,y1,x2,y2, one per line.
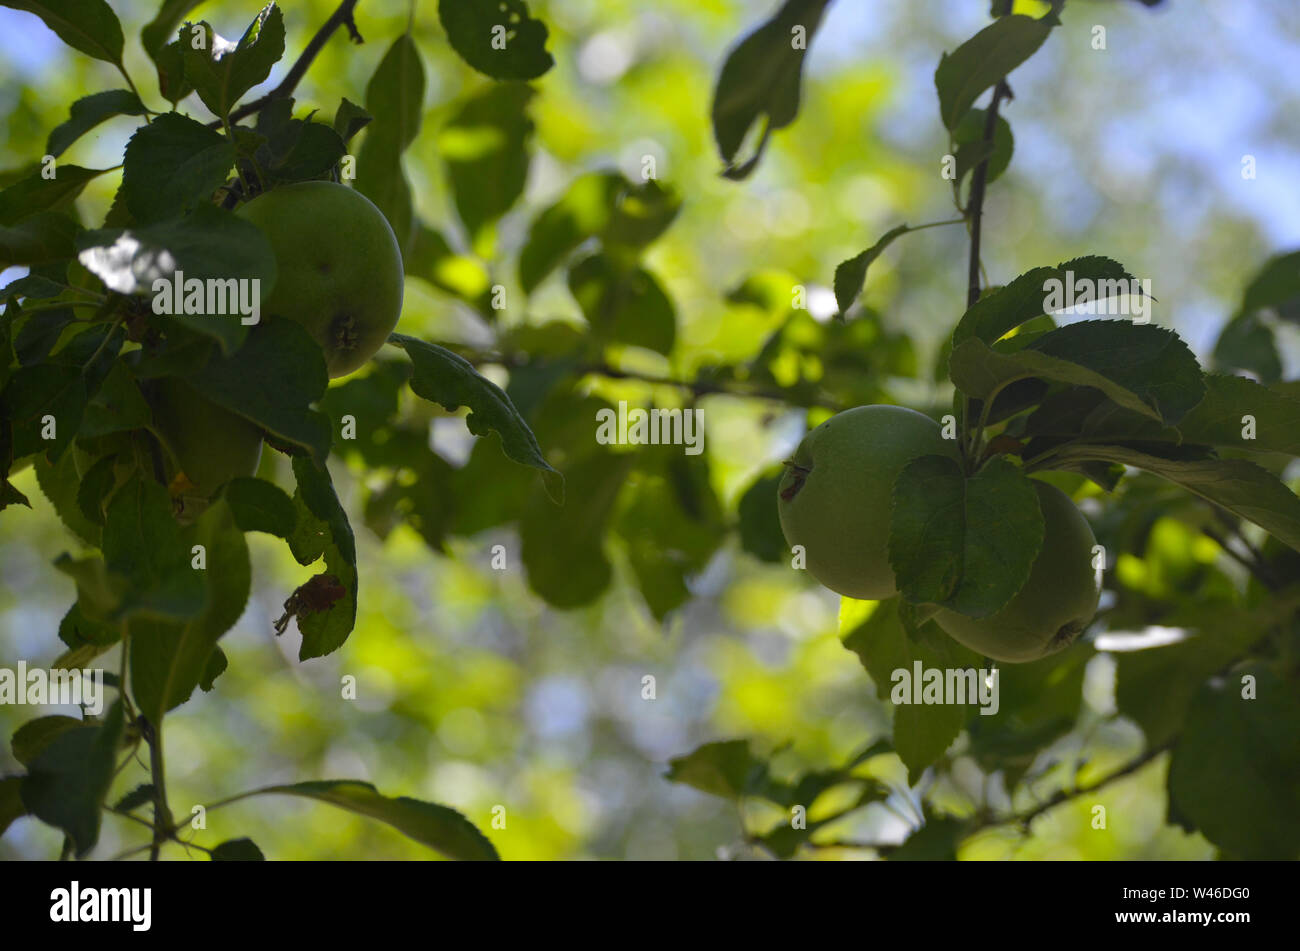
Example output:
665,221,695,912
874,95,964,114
2,0,1295,863
0,0,566,860
672,0,1300,861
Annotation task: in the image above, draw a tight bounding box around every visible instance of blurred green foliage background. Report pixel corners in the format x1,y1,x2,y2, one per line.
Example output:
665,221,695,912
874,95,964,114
2,0,1299,859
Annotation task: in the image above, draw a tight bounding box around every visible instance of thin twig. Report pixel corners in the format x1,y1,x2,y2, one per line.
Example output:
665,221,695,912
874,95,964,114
451,345,845,411
964,79,1012,311
139,716,174,862
1008,742,1172,829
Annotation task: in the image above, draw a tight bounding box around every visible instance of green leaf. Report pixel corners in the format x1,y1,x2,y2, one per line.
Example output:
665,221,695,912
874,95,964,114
1113,597,1298,749
889,455,1045,617
54,554,127,625
36,451,103,546
211,837,265,860
404,223,492,304
102,475,206,622
0,211,79,268
1,272,66,299
251,103,348,185
78,204,277,355
333,97,372,144
1168,665,1300,859
287,456,357,660
0,165,108,225
141,0,203,58
120,113,236,223
1212,312,1281,384
361,33,424,153
252,780,498,860
188,320,330,460
604,179,682,251
222,476,296,537
181,5,285,120
840,599,982,782
1,776,28,837
80,360,151,438
965,648,1090,790
737,472,786,563
1051,444,1300,553
46,90,145,158
14,308,76,366
664,739,771,800
130,498,250,722
952,256,1137,348
711,0,832,179
833,224,909,317
438,0,553,81
19,700,123,856
1,0,124,65
952,108,1014,189
934,13,1056,130
199,645,227,691
3,323,122,460
391,333,561,499
111,783,156,813
568,254,676,355
152,40,193,106
521,451,631,606
615,450,724,620
355,34,425,249
518,171,622,293
1238,249,1300,318
889,816,968,860
951,322,1205,425
12,715,85,766
1170,373,1300,456
74,464,117,535
441,83,535,240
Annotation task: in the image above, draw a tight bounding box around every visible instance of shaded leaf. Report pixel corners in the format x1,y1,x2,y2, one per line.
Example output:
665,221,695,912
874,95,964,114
112,783,156,812
211,837,265,860
1168,666,1300,859
935,13,1056,130
19,700,123,856
120,112,236,223
286,456,357,660
12,715,85,767
391,333,561,498
737,472,786,563
438,0,553,81
711,0,831,179
130,498,249,722
441,83,534,240
222,476,296,537
46,90,145,158
952,256,1138,348
841,598,982,782
889,455,1045,617
951,321,1205,425
1050,444,1300,553
181,5,285,120
568,253,676,355
833,224,909,317
188,320,330,460
0,166,108,226
1,0,124,65
253,780,498,860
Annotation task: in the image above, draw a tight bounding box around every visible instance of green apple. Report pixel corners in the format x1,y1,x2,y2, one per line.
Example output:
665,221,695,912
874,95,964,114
934,479,1100,663
777,404,961,600
149,377,263,512
236,181,404,378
